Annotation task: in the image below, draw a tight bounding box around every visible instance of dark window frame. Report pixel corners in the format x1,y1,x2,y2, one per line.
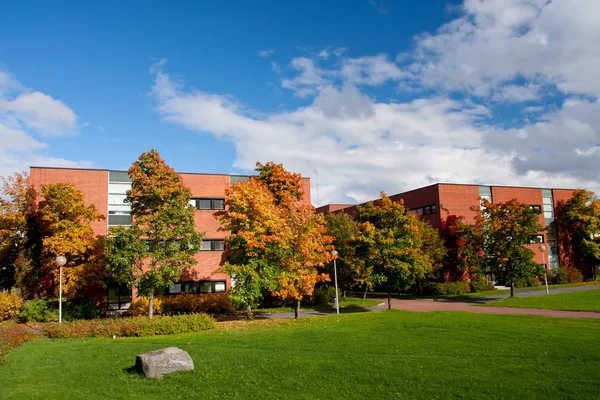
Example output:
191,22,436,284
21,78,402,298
190,198,225,210
530,234,545,244
200,239,225,251
529,205,542,212
411,204,437,216
106,283,132,310
163,280,227,295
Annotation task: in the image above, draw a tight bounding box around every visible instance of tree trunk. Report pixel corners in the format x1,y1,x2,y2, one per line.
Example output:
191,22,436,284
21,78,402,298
387,285,392,310
294,300,300,319
246,304,253,320
148,289,154,319
343,289,347,299
510,280,514,297
363,286,368,300
418,279,423,296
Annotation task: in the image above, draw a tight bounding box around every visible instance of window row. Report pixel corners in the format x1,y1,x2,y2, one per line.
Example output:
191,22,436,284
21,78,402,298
201,239,225,251
189,198,224,210
529,234,544,244
411,204,437,216
162,280,226,295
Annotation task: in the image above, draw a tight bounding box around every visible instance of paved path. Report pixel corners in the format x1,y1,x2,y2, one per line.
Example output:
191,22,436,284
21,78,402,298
258,285,600,320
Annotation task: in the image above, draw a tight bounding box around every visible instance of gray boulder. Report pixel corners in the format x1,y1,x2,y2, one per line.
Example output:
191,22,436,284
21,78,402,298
135,347,194,378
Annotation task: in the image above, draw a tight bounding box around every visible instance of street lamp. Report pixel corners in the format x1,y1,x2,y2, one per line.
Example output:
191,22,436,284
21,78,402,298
331,250,340,315
55,256,67,323
539,245,549,295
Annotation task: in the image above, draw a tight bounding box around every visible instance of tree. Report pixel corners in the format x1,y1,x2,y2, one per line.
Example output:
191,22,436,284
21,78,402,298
414,218,446,294
324,213,363,298
440,215,485,282
216,179,286,319
558,189,600,280
0,173,32,290
105,149,202,318
355,192,434,309
476,199,543,296
217,162,332,319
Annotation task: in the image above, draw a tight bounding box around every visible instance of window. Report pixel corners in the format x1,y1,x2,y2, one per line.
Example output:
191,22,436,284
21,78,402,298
108,170,132,227
201,239,225,251
164,281,226,294
479,186,493,204
530,234,544,244
190,198,225,210
107,283,132,310
529,205,542,212
410,204,437,216
230,175,250,184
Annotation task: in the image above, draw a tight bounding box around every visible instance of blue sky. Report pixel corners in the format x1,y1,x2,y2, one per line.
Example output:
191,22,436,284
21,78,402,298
1,0,599,205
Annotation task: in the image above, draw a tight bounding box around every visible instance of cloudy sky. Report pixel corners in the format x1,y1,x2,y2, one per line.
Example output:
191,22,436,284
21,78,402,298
2,0,599,205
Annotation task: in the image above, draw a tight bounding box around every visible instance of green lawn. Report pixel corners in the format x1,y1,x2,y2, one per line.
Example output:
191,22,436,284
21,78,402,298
484,289,600,312
2,311,600,399
255,298,381,314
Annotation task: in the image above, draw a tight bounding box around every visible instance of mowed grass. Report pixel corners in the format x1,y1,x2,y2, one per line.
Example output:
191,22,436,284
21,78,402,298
484,289,600,312
255,298,381,314
1,311,599,400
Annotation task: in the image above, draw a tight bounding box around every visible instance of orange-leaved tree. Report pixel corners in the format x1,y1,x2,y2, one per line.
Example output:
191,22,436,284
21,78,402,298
105,149,203,318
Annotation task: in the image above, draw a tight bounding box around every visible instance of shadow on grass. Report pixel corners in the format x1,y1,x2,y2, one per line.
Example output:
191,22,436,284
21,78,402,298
123,365,141,376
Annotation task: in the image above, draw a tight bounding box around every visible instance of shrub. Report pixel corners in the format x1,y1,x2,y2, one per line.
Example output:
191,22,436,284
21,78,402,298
0,323,38,362
424,282,471,296
469,279,495,293
63,298,101,321
0,294,23,321
126,297,163,317
515,277,541,288
158,293,236,315
554,267,570,284
42,313,215,339
17,299,58,323
569,268,584,283
309,286,337,305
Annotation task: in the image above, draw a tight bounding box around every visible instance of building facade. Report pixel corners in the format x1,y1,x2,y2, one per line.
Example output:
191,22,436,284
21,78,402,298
29,166,311,310
317,183,575,270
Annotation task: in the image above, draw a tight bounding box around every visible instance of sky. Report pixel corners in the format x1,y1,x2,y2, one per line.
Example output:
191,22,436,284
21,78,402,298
1,0,600,206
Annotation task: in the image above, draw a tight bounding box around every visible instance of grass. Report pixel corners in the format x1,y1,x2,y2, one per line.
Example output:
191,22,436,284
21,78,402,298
484,289,600,312
1,311,600,399
254,298,381,314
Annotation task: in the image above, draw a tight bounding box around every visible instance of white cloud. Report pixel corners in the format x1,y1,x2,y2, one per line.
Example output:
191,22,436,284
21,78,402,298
150,62,599,205
258,49,275,58
493,83,541,103
0,69,91,178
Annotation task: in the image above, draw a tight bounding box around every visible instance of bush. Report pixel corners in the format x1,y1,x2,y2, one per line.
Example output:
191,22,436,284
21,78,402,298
17,299,58,323
126,297,163,317
63,298,101,321
569,268,584,283
309,286,337,305
159,293,236,315
424,282,471,296
0,293,23,321
515,277,541,288
553,267,584,284
0,323,38,362
469,279,495,293
42,313,215,339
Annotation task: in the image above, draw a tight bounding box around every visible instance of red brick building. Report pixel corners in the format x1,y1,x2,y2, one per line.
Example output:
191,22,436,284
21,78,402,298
30,166,311,311
317,183,575,270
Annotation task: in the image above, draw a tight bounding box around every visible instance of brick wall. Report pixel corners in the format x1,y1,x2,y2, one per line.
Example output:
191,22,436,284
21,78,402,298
438,184,480,225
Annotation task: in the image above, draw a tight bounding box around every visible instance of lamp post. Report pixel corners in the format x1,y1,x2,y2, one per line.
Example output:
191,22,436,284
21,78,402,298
539,245,549,295
331,250,340,315
55,256,67,323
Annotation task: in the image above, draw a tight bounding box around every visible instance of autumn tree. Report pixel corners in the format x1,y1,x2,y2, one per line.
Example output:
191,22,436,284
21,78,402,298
477,199,543,296
355,192,434,309
105,149,203,318
0,173,33,291
414,218,446,294
216,179,286,319
324,213,363,298
217,162,332,319
559,189,600,279
440,215,485,282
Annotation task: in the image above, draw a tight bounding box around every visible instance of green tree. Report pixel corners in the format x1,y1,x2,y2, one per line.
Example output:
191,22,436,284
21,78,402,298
476,199,543,296
414,218,446,294
440,215,485,282
559,189,600,280
105,149,202,318
355,192,433,309
324,213,362,298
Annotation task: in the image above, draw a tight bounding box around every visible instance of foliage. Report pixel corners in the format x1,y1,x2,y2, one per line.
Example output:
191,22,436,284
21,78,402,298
105,149,203,318
126,296,163,317
0,173,106,299
307,286,337,305
0,323,38,363
440,215,485,281
514,277,541,288
558,189,600,279
0,173,32,291
424,282,472,296
17,299,59,323
62,298,101,321
354,192,433,306
159,293,236,315
42,313,215,339
217,162,332,318
0,293,23,321
415,218,447,278
469,278,495,293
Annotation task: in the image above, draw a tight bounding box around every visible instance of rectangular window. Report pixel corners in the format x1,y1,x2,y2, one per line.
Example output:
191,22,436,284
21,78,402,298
108,213,132,226
200,240,212,251
168,283,182,294
106,283,132,310
411,204,437,216
214,281,226,292
529,205,541,212
530,234,544,244
230,175,250,184
191,198,225,210
199,282,213,293
184,282,198,293
164,281,227,295
200,239,225,251
198,199,212,209
109,171,131,183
